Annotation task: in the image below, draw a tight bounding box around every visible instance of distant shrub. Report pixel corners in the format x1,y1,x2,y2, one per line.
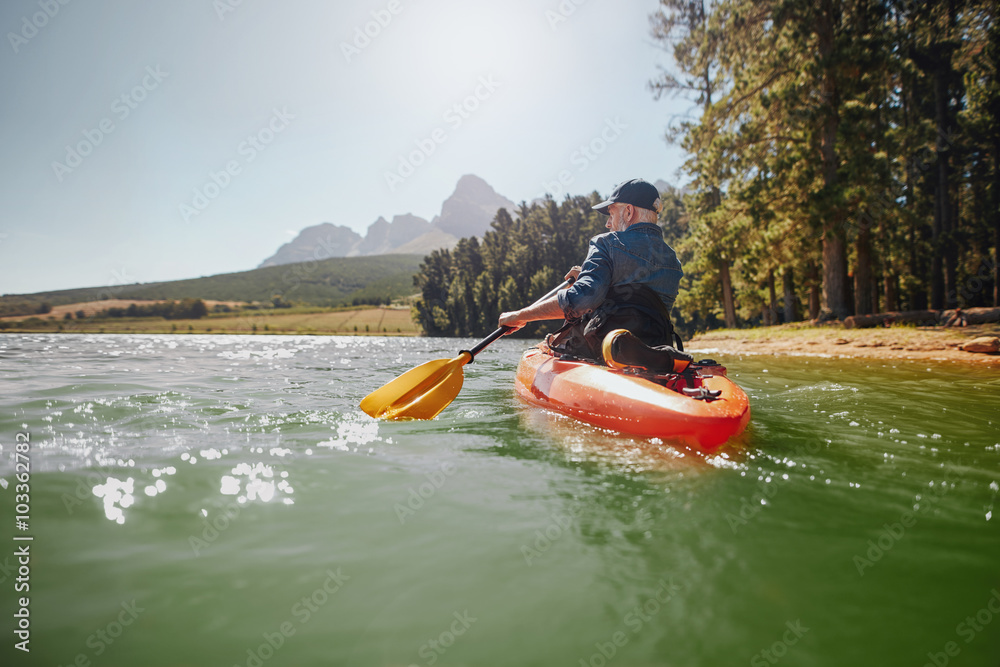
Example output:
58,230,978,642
93,299,208,320
352,295,392,306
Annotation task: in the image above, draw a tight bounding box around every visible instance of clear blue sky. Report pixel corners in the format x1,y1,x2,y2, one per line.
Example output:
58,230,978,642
0,0,692,295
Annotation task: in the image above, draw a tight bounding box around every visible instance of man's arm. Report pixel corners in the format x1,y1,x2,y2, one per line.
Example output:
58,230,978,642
497,266,581,330
498,294,565,331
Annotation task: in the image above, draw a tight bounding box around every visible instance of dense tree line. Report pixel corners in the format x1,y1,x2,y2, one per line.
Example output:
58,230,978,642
0,301,52,317
414,197,599,338
650,0,998,326
97,299,208,320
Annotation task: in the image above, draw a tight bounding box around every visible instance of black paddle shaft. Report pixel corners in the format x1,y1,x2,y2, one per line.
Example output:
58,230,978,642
463,326,513,360
460,279,573,362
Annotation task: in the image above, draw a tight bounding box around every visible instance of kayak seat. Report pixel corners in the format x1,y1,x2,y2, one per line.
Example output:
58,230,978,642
602,329,693,374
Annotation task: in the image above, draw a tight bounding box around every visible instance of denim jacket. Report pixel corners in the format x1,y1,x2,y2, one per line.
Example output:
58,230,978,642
557,223,682,319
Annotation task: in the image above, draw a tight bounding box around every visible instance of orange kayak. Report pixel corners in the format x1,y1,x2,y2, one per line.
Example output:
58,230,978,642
514,345,751,451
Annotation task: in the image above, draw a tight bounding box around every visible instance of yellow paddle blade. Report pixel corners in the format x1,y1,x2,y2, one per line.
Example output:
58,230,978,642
360,353,472,420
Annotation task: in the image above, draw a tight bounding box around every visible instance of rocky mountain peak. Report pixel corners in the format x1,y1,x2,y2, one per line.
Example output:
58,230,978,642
257,174,516,268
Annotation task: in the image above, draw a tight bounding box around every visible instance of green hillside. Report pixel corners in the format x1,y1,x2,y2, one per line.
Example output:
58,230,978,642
0,255,424,316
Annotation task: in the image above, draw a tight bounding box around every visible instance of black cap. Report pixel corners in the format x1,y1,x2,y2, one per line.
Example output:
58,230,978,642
592,178,662,215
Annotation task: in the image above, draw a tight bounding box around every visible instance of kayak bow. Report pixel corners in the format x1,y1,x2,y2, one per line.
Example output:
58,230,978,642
514,345,750,450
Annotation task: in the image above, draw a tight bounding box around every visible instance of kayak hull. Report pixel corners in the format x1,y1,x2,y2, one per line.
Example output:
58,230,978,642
514,346,751,451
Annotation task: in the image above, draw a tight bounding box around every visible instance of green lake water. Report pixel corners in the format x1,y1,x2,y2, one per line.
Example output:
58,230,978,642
1,333,998,667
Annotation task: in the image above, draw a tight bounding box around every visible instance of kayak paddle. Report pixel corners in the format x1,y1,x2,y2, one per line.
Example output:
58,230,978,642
360,280,571,420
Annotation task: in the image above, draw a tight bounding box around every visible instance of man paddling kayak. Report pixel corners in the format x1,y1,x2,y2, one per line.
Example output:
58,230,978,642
499,178,691,369
363,181,694,421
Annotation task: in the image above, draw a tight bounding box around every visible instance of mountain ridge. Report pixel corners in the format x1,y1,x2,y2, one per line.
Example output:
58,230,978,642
259,174,515,269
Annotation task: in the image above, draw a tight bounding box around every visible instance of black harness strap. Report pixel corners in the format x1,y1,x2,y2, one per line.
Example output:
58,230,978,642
548,283,679,362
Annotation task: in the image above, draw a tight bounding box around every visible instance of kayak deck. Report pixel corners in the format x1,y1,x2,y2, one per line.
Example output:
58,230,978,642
514,345,750,451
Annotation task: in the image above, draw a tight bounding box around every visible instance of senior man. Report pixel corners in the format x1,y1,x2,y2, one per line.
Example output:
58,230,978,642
498,178,690,370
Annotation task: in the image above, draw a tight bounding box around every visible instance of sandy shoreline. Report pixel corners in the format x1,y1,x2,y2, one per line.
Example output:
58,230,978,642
689,322,1000,365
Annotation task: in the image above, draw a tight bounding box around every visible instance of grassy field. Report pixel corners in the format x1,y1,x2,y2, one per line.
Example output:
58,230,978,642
1,306,422,336
0,254,425,316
